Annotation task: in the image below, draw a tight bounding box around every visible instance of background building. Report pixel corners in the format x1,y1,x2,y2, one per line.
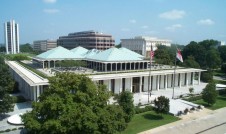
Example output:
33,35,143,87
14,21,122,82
121,36,171,57
57,30,115,50
4,20,20,54
33,40,57,52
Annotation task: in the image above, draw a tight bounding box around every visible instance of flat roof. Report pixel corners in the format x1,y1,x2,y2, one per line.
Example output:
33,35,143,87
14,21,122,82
7,61,49,86
89,68,205,80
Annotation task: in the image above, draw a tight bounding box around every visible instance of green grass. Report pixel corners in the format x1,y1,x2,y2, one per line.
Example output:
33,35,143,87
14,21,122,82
121,111,179,134
17,61,49,79
193,95,226,110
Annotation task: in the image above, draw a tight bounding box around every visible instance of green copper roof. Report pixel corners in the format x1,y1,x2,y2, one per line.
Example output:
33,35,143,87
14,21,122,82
119,47,144,58
70,46,88,57
88,47,142,62
36,46,83,59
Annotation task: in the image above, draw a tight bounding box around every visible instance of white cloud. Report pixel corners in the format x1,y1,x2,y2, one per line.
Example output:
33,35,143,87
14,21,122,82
121,28,130,32
159,10,186,20
43,0,56,3
129,19,136,24
197,19,215,25
43,9,59,14
141,25,149,29
165,24,182,31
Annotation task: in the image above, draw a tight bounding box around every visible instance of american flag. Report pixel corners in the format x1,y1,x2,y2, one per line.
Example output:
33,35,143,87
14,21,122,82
150,45,154,61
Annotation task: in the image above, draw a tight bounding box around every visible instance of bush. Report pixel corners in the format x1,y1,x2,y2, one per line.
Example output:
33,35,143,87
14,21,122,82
12,128,17,131
190,107,196,111
184,108,189,114
184,95,202,102
135,106,153,114
5,129,11,132
177,111,183,116
202,82,218,106
201,71,213,82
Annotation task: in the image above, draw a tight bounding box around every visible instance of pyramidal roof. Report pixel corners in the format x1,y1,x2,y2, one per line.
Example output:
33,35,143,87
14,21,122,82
36,46,83,59
84,49,101,58
70,46,88,55
119,47,144,58
89,47,142,62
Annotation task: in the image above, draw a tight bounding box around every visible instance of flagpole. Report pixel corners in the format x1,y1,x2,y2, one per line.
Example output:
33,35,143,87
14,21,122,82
172,53,177,99
148,45,153,103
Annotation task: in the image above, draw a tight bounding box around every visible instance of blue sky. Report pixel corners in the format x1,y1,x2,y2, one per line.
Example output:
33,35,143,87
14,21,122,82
0,0,226,45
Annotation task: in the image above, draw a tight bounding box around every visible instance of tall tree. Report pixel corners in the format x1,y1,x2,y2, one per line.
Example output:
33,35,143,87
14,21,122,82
206,49,221,69
218,46,226,63
202,81,218,106
117,91,135,123
182,56,200,68
22,73,127,134
20,43,33,53
153,96,169,116
0,86,14,115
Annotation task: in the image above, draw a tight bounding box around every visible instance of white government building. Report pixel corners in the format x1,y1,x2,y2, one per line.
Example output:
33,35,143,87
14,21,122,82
7,46,204,101
121,36,171,57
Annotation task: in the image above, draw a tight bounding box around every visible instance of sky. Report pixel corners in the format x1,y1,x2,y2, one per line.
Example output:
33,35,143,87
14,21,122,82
0,0,226,45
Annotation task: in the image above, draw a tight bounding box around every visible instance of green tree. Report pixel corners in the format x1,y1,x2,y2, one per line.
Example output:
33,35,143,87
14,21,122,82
182,56,200,68
201,71,213,82
155,46,173,65
202,81,218,106
22,73,127,134
117,91,135,123
153,96,169,116
206,49,221,69
218,46,226,63
20,43,33,53
0,46,6,52
0,86,14,115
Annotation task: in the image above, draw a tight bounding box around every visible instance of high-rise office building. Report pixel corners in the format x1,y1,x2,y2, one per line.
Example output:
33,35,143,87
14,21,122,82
33,40,57,52
57,30,115,50
4,20,20,54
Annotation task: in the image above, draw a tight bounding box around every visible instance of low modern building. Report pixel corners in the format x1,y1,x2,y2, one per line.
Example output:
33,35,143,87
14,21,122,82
33,40,57,52
7,46,204,101
57,30,115,50
121,36,171,57
7,61,49,101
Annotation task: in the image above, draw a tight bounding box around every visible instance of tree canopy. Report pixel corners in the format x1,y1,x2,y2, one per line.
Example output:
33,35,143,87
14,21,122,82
153,96,169,116
22,73,127,134
202,81,218,106
20,43,33,53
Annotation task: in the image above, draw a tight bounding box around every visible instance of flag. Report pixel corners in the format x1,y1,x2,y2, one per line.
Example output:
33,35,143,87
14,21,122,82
150,45,154,61
176,49,183,62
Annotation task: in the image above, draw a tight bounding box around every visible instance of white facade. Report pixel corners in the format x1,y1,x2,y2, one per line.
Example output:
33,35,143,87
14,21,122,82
121,36,171,57
33,40,57,52
4,20,20,54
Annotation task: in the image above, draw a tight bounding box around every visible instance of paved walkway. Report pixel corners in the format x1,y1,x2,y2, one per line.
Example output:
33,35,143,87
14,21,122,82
0,102,32,131
140,107,226,134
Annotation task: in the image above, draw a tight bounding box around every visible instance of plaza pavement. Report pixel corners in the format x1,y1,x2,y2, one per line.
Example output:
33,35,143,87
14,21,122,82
0,102,32,132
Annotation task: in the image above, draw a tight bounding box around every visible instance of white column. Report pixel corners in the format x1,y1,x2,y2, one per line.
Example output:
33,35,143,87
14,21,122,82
105,64,107,72
186,73,188,87
138,62,140,70
48,61,50,68
134,63,136,70
165,75,168,90
42,61,44,69
192,72,194,86
179,73,181,88
139,76,142,93
157,75,160,91
130,77,133,93
119,78,122,93
198,72,201,85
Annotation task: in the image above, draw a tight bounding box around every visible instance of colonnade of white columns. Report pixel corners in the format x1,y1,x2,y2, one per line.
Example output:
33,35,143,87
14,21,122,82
98,72,201,94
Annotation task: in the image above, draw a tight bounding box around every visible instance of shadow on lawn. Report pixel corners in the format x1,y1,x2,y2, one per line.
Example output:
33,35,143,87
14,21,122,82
142,113,163,120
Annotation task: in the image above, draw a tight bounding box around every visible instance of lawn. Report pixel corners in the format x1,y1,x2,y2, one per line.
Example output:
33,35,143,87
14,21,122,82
121,111,179,134
193,95,226,110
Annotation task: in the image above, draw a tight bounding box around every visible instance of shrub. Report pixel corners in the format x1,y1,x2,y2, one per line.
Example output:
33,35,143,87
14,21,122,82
135,106,153,114
184,108,189,114
154,96,170,115
184,95,202,102
177,111,183,116
13,95,27,103
5,129,11,132
190,107,195,111
189,87,194,94
197,105,202,109
12,128,17,131
202,82,218,106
